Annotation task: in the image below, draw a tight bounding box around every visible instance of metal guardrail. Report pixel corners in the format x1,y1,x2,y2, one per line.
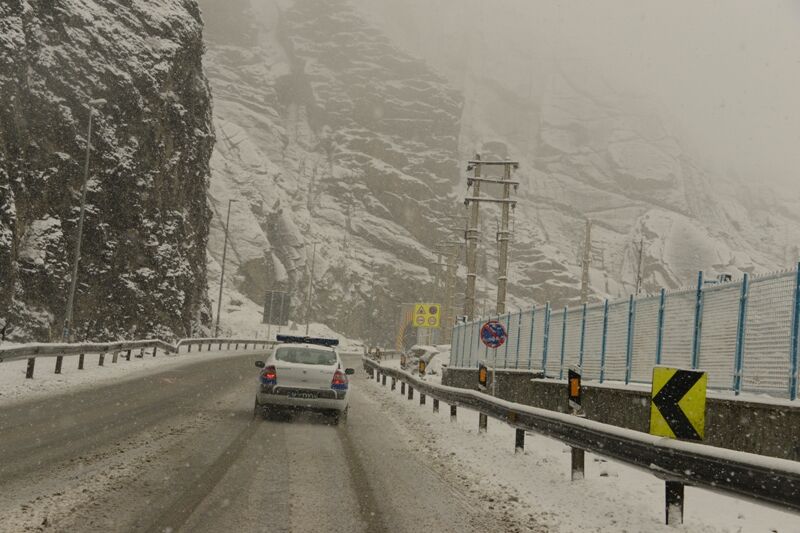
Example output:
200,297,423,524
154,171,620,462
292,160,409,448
363,357,800,523
0,338,275,379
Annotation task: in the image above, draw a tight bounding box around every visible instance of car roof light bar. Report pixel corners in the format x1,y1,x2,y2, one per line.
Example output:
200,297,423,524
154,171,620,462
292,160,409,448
275,335,339,347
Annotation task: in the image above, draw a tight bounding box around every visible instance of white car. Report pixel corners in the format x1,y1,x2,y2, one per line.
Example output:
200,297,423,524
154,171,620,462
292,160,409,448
253,335,354,424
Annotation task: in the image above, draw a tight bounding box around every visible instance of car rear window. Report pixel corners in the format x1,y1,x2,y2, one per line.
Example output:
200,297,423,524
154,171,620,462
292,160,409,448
274,347,337,366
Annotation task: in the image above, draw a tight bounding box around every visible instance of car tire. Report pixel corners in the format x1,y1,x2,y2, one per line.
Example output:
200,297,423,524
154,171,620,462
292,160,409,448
332,407,348,426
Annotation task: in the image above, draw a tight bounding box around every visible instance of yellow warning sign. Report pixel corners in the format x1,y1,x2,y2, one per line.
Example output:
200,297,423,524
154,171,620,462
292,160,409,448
412,302,441,328
649,367,707,440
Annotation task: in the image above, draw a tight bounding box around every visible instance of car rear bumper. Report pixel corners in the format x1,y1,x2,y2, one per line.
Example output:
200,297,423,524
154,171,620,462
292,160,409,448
257,386,348,412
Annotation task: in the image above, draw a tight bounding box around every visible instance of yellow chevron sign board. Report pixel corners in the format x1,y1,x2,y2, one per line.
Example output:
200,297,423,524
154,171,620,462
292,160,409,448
412,303,441,328
649,367,707,440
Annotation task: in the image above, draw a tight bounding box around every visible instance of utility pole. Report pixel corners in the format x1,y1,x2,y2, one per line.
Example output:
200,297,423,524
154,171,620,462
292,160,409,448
635,238,645,295
463,155,519,317
580,219,592,305
63,98,106,344
215,199,236,337
495,162,513,314
304,242,318,336
464,154,482,320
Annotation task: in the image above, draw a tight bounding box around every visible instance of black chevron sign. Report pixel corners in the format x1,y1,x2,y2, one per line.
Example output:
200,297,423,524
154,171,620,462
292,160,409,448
649,367,707,440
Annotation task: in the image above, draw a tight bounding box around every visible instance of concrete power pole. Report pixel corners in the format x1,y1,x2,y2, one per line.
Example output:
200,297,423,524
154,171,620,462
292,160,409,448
463,155,482,320
580,219,592,305
464,155,519,317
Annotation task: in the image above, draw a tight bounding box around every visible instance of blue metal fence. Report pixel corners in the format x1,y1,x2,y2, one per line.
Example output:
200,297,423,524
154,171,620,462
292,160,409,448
450,266,800,400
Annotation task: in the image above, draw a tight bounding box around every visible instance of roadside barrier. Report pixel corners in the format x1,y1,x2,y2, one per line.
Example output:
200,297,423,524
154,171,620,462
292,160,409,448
363,357,800,525
0,338,275,379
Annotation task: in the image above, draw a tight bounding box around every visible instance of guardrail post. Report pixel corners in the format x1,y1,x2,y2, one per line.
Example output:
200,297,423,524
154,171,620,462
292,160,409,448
559,306,568,380
515,428,524,453
198,343,203,352
600,300,609,383
55,356,63,374
401,382,406,395
420,392,426,405
733,273,749,394
578,303,587,369
665,481,684,525
227,342,231,350
450,404,457,421
407,385,414,400
78,353,84,369
625,295,636,384
381,374,386,386
152,347,157,357
527,306,536,370
790,265,800,400
244,343,248,350
219,342,223,350
187,343,192,353
478,413,488,433
541,302,551,372
208,342,212,351
98,352,105,366
433,398,439,412
126,349,132,361
26,358,35,379
391,377,396,390
691,270,704,369
656,288,666,365
235,343,239,350
112,351,118,363
571,448,585,481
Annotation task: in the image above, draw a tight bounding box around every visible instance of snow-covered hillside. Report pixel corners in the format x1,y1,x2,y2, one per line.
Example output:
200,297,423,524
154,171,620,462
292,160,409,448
199,0,463,344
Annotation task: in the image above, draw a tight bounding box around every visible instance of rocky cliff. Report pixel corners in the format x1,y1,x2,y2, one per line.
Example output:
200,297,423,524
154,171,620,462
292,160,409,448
0,0,214,341
199,0,462,343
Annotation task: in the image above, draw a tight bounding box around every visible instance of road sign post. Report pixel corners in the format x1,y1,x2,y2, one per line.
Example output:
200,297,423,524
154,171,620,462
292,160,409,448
480,320,507,397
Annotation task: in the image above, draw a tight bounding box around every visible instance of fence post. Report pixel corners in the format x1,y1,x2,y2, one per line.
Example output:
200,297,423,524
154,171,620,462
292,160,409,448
527,307,536,370
502,313,511,368
514,310,523,368
789,265,800,400
691,270,704,369
559,306,568,380
625,295,636,384
578,303,587,369
733,273,750,394
655,289,666,366
541,302,551,373
600,300,609,383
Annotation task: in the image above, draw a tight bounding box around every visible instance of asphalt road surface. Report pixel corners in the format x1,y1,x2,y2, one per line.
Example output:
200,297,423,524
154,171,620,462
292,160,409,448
0,352,516,533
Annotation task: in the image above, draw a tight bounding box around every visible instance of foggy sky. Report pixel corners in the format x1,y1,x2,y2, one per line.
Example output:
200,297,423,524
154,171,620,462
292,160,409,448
353,0,800,192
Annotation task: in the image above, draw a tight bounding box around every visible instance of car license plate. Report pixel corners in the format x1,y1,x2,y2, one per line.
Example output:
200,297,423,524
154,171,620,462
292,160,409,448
288,391,318,399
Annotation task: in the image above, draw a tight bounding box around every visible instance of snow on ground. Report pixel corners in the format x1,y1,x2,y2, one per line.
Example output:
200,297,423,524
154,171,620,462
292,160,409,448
363,369,800,533
0,347,261,406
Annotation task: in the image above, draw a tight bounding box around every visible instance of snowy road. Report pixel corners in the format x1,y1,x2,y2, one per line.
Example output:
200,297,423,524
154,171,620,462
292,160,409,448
0,353,516,533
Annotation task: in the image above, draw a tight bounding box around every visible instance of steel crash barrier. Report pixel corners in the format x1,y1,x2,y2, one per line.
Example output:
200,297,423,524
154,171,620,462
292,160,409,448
362,357,800,525
0,338,276,379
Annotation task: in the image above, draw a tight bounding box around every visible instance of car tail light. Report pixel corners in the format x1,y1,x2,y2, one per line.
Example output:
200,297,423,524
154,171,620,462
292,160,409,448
261,365,277,385
331,369,348,390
